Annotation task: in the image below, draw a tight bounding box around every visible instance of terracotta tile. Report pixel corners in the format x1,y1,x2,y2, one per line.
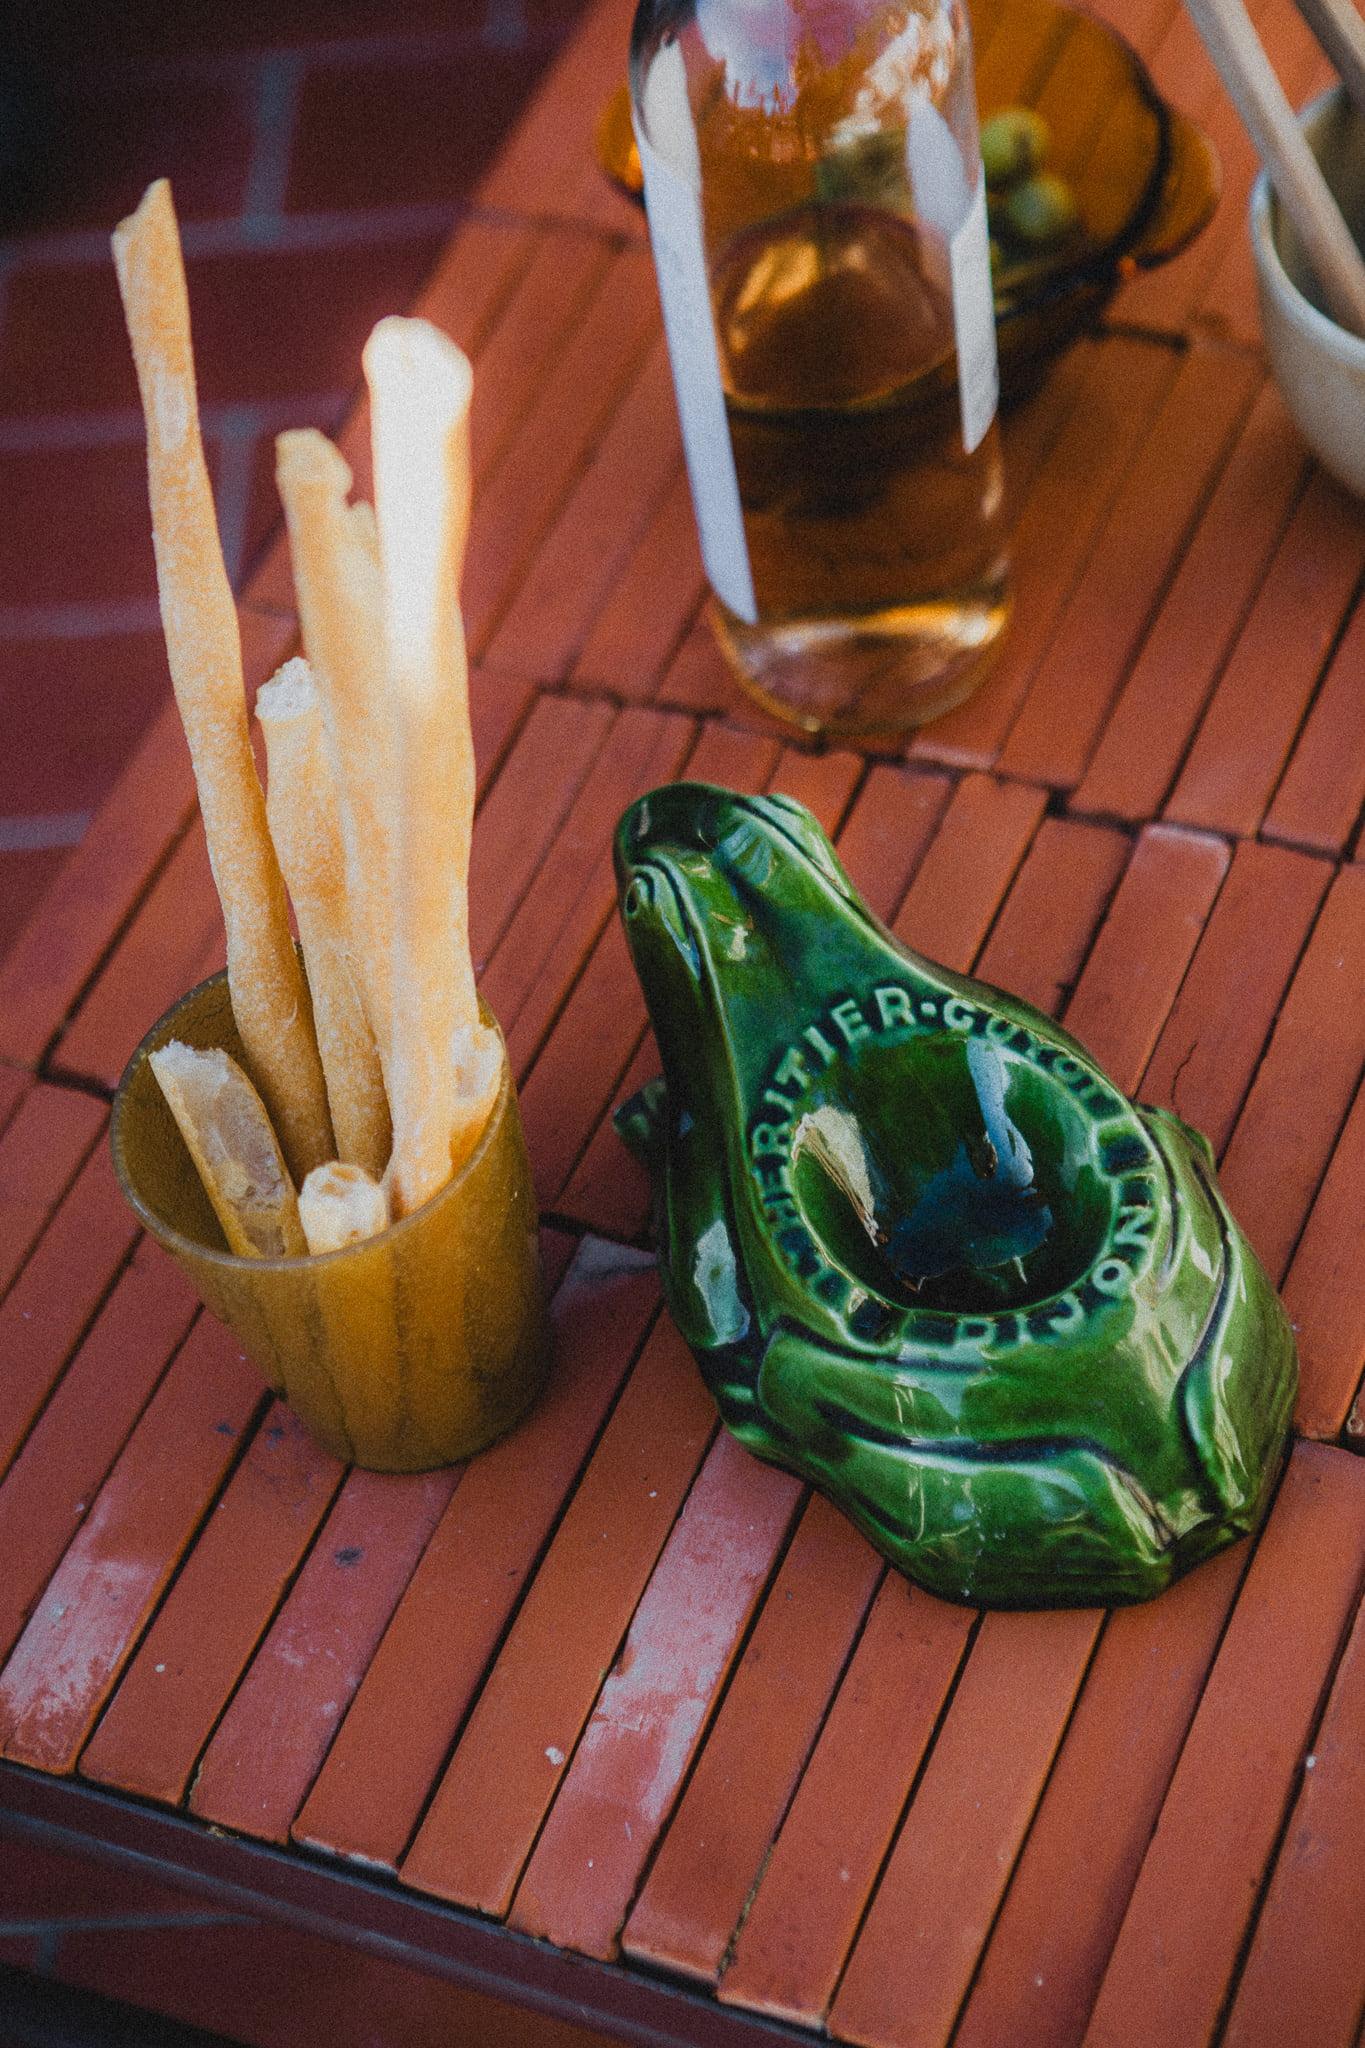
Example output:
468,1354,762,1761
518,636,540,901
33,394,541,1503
1218,866,1365,1288
287,50,553,214
187,1464,459,1843
1165,473,1365,837
82,1400,345,1805
1140,838,1331,1156
910,337,1179,771
1000,347,1261,790
508,1432,802,1959
951,1545,1249,2048
1062,825,1229,1095
571,465,704,701
719,1578,974,2026
0,1314,263,1772
1082,1444,1365,2048
0,1069,28,1142
1263,598,1365,857
0,1083,105,1300
0,1140,139,1485
295,1244,660,1871
0,1248,199,1669
461,244,659,655
486,706,695,1066
974,817,1129,1019
489,339,681,681
1283,1076,1365,1440
1,633,169,818
401,1313,717,1916
52,816,222,1092
891,772,1048,970
1221,1594,1365,2048
830,1608,1103,2048
623,1493,883,1983
1072,384,1308,826
475,0,643,238
0,848,65,960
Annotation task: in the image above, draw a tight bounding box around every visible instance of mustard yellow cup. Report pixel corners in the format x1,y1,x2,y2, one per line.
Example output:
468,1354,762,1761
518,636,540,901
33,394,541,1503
111,970,551,1472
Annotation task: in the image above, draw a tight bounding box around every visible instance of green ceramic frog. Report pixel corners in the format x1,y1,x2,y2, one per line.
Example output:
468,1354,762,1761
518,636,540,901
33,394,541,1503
614,783,1297,1609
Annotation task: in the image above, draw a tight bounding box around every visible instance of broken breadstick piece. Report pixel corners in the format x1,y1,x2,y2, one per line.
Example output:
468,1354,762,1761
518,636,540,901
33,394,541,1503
257,657,392,1179
364,316,501,1217
113,181,333,1184
299,1161,390,1255
150,1040,308,1259
275,430,398,1071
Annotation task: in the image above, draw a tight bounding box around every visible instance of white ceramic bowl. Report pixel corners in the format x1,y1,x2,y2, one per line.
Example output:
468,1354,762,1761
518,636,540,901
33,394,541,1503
1250,85,1365,499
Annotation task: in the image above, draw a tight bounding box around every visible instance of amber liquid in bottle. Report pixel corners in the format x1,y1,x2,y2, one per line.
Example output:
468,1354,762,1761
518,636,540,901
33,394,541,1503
709,200,1010,736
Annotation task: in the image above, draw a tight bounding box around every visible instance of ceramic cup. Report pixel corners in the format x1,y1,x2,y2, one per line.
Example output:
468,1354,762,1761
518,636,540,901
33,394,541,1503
1250,84,1365,500
111,970,550,1472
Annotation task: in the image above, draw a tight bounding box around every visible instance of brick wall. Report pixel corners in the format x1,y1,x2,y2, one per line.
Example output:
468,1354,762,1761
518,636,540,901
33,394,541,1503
0,0,589,955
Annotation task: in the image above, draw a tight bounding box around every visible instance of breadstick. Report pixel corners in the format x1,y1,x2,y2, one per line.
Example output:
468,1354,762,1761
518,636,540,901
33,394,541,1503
150,1041,308,1259
113,182,332,1183
365,316,500,1216
275,430,397,1069
299,1161,390,1255
257,657,392,1178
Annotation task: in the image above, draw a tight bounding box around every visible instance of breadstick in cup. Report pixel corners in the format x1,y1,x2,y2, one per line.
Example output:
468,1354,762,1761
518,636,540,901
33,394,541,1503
364,316,500,1217
113,181,333,1182
275,430,399,1070
299,1162,390,1255
150,1041,308,1259
257,657,392,1182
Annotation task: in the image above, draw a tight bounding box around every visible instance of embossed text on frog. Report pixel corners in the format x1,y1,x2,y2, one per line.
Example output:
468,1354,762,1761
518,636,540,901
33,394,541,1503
614,784,1297,1609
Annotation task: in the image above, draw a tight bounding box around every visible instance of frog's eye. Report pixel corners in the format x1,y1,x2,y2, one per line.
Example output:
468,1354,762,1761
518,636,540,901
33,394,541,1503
717,818,774,886
756,795,857,899
622,874,654,919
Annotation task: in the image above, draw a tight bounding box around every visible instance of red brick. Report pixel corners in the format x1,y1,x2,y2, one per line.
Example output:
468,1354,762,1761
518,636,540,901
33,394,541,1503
0,445,160,611
0,238,443,419
287,51,556,214
9,75,252,235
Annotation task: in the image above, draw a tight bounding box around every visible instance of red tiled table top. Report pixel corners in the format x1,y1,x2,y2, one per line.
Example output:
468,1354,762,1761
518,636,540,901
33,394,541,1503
1,0,1364,2041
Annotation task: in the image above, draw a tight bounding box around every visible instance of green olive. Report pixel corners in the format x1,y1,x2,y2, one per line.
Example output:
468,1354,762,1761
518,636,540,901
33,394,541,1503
980,108,1051,189
1001,170,1081,248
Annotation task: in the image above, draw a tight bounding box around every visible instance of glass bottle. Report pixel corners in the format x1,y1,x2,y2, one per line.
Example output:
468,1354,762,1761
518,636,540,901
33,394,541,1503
629,0,1011,738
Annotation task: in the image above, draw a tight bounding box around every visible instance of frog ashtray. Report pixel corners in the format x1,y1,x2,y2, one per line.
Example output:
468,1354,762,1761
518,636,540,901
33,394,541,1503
613,784,1296,1609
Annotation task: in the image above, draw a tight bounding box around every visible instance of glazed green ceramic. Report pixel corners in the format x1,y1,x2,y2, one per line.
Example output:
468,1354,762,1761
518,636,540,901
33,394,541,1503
613,783,1297,1609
